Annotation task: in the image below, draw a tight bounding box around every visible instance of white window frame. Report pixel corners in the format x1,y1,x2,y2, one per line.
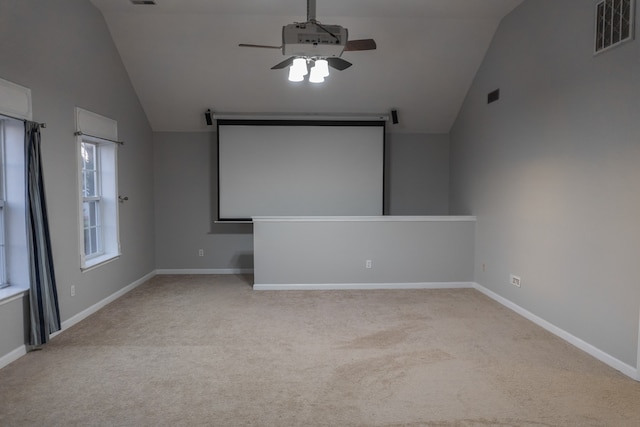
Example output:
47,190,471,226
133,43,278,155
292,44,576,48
76,108,120,270
0,121,7,288
0,76,31,301
81,140,103,259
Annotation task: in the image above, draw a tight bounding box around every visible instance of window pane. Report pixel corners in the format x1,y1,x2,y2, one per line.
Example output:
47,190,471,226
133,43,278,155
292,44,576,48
84,226,91,256
621,0,631,39
83,171,97,197
0,205,4,246
82,200,100,228
81,143,96,171
83,199,102,257
0,206,5,284
90,171,97,196
90,227,98,254
89,201,97,227
83,201,90,228
81,142,98,197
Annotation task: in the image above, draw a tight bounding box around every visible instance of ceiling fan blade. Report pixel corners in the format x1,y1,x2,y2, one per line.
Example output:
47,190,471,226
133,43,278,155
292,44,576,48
271,57,296,70
344,39,377,51
239,43,282,50
326,57,352,71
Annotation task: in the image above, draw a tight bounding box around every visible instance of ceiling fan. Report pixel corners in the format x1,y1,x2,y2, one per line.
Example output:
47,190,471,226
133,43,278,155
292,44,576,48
239,0,376,82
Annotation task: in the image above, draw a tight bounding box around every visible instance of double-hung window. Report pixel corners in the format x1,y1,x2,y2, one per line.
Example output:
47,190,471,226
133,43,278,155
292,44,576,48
76,108,120,270
0,121,7,288
81,141,102,258
0,77,31,296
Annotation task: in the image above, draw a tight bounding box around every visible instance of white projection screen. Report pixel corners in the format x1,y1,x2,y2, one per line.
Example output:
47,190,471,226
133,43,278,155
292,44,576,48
217,120,386,221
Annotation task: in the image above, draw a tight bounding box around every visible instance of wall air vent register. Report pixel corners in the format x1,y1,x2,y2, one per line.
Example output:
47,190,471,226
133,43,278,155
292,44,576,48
595,0,635,53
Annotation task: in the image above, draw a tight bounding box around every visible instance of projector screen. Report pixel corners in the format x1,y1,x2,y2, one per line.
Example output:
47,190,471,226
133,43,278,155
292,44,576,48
217,120,385,221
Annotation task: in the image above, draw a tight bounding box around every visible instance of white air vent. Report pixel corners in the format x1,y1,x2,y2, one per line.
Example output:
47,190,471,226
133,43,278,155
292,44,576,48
595,0,635,53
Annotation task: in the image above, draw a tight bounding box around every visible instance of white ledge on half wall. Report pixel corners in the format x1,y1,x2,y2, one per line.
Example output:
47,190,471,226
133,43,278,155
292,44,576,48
0,285,29,306
252,215,477,222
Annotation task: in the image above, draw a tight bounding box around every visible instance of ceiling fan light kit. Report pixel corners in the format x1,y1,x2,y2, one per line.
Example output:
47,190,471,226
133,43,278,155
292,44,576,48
239,0,376,84
288,58,308,82
308,64,326,83
313,59,330,79
288,58,330,83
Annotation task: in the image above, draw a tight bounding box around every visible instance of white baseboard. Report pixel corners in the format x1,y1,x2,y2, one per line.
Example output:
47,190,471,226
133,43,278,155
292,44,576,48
0,271,156,369
253,282,474,291
56,270,157,334
473,282,639,382
3,268,251,368
0,345,27,370
637,309,640,381
156,268,254,275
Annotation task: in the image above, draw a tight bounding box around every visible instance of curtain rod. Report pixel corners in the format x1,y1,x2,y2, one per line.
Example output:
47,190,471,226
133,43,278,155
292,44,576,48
0,113,46,128
74,131,124,145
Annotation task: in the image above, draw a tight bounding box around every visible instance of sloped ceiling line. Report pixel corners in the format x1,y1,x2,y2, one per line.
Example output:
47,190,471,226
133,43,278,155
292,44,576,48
91,0,522,133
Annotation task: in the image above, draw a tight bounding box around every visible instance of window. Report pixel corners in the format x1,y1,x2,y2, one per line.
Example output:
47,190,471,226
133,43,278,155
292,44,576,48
76,108,120,270
0,117,30,294
0,121,7,288
0,77,31,298
81,141,102,258
595,0,635,53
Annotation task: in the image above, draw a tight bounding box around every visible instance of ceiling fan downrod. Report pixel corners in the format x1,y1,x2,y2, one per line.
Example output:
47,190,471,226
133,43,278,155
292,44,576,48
307,0,316,23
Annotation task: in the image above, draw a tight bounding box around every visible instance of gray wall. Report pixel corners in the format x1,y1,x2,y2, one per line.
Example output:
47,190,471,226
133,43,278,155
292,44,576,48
153,131,450,270
253,217,475,286
154,132,253,270
0,297,29,360
450,0,640,367
387,133,449,215
0,0,155,357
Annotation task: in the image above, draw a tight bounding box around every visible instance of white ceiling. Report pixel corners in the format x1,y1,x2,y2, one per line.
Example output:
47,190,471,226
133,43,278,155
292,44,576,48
90,0,523,133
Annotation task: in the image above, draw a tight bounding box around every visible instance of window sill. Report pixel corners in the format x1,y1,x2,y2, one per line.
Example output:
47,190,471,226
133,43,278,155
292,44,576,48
81,253,120,272
0,284,29,306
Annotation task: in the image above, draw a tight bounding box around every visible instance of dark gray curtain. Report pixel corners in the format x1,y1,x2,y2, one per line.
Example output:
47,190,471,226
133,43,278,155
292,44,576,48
25,121,60,346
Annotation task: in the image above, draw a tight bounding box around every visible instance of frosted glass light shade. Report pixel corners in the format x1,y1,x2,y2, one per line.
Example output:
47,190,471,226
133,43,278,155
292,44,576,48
309,65,325,83
288,58,308,82
293,58,308,75
288,67,305,82
315,59,330,78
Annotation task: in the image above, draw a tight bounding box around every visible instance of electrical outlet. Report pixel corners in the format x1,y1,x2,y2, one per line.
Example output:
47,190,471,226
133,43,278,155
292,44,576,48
365,259,372,269
510,274,521,288
198,249,204,257
482,263,486,272
70,285,76,296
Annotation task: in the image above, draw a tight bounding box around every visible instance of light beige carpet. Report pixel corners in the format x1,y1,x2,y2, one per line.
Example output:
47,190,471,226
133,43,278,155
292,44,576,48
0,274,639,426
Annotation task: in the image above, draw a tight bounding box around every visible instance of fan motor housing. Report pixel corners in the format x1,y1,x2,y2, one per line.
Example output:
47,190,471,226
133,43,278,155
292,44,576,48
282,23,347,57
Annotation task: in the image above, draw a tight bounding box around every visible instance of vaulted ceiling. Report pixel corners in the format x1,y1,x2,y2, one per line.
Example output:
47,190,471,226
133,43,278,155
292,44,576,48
90,0,523,133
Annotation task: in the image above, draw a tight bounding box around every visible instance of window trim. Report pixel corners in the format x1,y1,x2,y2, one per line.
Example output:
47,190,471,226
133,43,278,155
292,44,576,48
0,77,31,298
0,121,7,287
81,141,104,260
0,117,31,295
75,108,120,271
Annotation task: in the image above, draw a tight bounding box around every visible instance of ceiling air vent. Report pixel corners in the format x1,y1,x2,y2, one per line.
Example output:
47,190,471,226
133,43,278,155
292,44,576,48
595,0,635,53
131,0,156,5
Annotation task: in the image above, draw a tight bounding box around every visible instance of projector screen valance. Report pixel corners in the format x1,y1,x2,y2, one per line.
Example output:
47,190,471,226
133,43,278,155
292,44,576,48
217,119,386,221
